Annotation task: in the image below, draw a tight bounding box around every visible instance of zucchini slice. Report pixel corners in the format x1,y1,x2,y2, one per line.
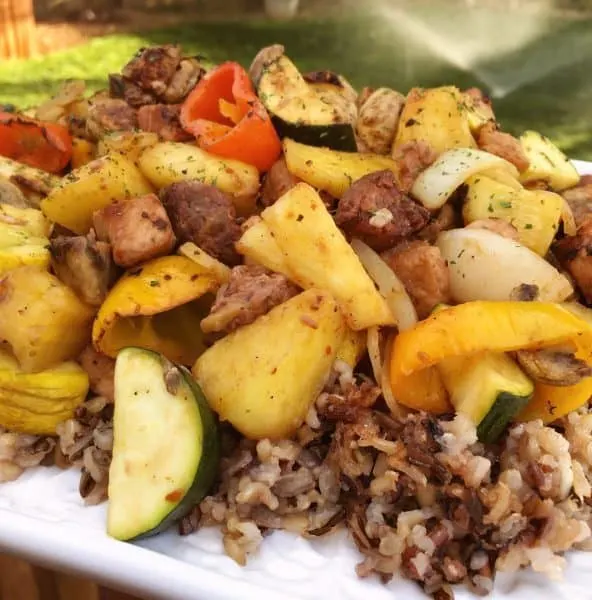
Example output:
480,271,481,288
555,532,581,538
438,351,534,444
253,47,357,151
108,347,219,541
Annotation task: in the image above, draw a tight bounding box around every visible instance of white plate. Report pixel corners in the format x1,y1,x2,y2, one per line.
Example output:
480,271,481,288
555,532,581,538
0,160,591,600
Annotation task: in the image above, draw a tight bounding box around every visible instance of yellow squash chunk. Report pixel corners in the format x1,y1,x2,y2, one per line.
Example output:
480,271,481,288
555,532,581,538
519,130,579,191
0,267,95,372
393,86,476,156
71,137,96,169
177,242,231,284
261,183,395,330
463,175,562,255
193,288,346,439
0,204,50,238
41,153,153,234
235,217,293,277
138,142,260,216
336,328,367,368
389,363,451,414
0,244,50,274
97,131,159,165
93,255,218,365
391,301,592,379
0,223,48,249
0,349,88,434
283,138,399,198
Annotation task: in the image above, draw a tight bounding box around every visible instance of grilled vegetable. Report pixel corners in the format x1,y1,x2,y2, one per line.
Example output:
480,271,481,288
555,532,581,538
0,245,50,274
93,255,218,365
439,351,534,443
519,130,579,191
180,61,281,172
516,347,592,387
138,142,260,215
283,138,399,198
0,349,88,435
393,86,476,156
356,87,404,154
0,155,60,199
177,242,231,284
463,175,562,255
336,328,367,368
261,183,395,330
437,228,573,303
0,267,95,372
108,347,219,541
252,47,357,151
0,203,50,238
41,154,153,234
389,301,592,417
70,137,96,169
96,131,159,165
194,288,345,439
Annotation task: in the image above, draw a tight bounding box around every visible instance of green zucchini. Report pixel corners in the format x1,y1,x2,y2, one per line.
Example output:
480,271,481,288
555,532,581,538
438,351,534,444
107,347,219,541
253,47,357,151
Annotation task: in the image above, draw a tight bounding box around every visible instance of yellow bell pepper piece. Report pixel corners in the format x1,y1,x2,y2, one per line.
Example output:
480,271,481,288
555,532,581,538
389,301,592,415
0,349,88,435
93,255,218,365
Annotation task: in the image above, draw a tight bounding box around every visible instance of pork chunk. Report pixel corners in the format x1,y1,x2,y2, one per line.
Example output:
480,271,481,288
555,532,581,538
562,175,592,228
335,169,430,251
86,98,138,140
121,45,182,96
554,218,592,303
79,345,115,402
93,194,176,268
201,265,300,334
160,181,242,265
260,158,301,207
137,103,192,142
49,231,116,306
382,240,451,318
477,122,530,173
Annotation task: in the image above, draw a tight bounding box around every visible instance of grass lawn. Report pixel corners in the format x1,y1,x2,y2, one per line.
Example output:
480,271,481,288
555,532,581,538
1,6,591,159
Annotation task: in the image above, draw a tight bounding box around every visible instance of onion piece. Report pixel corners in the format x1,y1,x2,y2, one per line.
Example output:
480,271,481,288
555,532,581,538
351,239,418,331
560,195,577,236
381,333,406,418
412,148,520,209
367,326,383,385
437,227,573,303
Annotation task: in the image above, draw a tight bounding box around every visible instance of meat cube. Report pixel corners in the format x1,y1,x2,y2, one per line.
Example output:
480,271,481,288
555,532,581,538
382,240,451,318
160,181,242,265
86,98,138,140
335,169,430,251
93,194,176,268
200,265,300,334
108,74,156,107
417,204,460,244
562,175,592,228
137,104,192,142
79,345,115,402
49,231,116,306
260,157,301,207
392,140,438,192
477,122,530,173
161,58,205,104
554,218,592,303
121,45,182,95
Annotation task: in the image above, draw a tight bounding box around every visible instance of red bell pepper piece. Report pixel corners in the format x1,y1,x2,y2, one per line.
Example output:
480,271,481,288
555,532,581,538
0,112,72,173
180,62,281,172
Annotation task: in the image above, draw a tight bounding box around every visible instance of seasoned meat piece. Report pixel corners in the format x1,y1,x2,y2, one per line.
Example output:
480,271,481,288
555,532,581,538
86,99,138,140
108,74,156,107
417,204,459,244
137,104,192,142
201,265,300,334
78,345,115,402
335,170,430,251
562,175,592,228
383,240,451,318
393,140,438,192
121,45,182,96
93,193,176,268
161,58,205,104
466,218,519,240
554,218,592,303
49,231,116,306
160,181,241,265
260,157,301,207
477,122,530,173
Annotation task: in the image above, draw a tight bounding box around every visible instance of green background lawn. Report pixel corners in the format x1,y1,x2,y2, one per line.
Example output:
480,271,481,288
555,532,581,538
2,6,591,159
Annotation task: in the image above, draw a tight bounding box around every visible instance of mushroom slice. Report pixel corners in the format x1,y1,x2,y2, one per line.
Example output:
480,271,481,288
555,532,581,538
516,347,592,387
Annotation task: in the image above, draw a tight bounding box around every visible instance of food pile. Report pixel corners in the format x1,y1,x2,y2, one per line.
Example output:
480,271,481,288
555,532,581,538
2,42,592,598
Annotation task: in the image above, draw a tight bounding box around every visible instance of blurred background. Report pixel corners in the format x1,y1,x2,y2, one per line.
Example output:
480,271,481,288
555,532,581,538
0,0,591,158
